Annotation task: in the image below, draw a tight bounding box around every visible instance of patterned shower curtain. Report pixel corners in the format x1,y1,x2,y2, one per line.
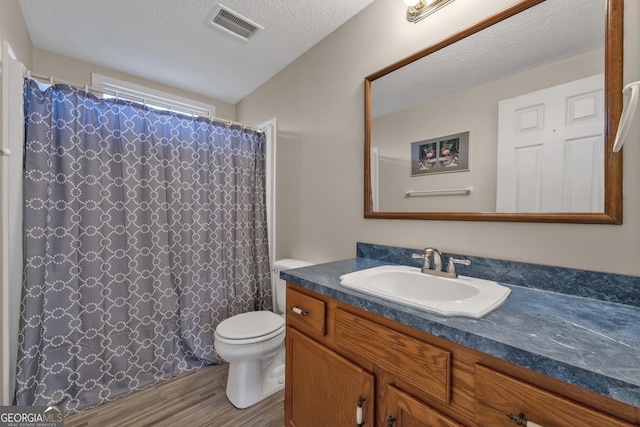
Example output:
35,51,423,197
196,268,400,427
14,79,272,414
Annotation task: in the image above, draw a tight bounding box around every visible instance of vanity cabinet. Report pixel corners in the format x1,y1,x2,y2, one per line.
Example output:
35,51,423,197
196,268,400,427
285,283,640,426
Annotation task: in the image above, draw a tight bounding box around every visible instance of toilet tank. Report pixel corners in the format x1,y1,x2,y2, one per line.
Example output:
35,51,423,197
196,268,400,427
272,259,313,313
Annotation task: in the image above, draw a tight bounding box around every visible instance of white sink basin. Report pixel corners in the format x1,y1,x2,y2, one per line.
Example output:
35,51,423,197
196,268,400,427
339,265,511,318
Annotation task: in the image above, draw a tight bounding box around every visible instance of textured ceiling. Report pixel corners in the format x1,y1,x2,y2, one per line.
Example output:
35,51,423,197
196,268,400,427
371,0,605,118
19,0,376,104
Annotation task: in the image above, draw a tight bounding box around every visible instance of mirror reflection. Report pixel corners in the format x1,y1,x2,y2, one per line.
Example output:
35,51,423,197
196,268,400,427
365,0,623,222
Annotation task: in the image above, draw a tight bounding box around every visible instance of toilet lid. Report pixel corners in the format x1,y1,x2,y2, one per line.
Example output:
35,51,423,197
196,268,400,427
215,311,285,340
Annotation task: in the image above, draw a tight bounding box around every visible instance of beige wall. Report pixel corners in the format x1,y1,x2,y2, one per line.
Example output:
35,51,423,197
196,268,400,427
237,0,640,275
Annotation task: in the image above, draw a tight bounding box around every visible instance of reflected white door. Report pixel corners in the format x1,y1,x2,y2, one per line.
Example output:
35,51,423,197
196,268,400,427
496,74,604,212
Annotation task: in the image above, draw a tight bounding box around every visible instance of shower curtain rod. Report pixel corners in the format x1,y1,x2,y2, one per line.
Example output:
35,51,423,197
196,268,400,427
24,69,264,133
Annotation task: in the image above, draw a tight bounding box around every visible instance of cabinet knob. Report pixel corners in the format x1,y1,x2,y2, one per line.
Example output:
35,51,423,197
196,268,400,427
356,396,365,426
288,306,309,316
506,412,527,426
386,415,396,426
506,412,544,427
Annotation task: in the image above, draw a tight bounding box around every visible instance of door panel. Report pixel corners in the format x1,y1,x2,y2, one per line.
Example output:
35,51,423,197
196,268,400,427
497,74,604,212
285,327,374,427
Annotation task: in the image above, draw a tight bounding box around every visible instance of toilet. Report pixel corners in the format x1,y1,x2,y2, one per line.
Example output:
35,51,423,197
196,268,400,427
213,258,313,409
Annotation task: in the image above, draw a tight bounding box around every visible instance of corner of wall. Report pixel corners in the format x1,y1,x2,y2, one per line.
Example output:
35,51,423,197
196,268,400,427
0,0,33,68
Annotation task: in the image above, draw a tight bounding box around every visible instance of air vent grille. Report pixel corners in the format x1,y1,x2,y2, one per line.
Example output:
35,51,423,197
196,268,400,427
211,7,261,41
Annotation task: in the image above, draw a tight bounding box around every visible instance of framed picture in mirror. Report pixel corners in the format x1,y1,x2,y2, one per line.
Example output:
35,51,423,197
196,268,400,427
411,131,469,176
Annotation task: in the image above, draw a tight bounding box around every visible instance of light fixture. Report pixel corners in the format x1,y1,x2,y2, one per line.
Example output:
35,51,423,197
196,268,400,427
405,0,455,23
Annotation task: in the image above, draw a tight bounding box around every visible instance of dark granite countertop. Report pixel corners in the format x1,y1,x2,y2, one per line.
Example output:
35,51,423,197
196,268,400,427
281,257,640,408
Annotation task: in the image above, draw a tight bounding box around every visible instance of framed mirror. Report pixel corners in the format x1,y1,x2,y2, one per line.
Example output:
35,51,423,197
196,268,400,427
364,0,623,223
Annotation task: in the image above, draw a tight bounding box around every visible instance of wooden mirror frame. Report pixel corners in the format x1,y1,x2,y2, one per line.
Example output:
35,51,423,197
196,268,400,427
364,0,623,224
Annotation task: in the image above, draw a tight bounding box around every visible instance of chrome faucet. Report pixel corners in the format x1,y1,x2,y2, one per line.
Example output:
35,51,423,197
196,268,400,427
412,247,471,278
412,247,445,276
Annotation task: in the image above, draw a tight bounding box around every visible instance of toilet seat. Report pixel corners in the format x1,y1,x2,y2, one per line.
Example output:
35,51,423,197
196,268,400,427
215,311,285,344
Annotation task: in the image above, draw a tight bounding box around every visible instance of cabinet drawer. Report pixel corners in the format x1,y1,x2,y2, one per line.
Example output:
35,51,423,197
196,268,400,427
334,308,451,404
286,286,326,337
475,365,634,427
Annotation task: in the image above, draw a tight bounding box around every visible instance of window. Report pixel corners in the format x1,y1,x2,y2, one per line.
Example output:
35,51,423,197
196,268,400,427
91,73,216,118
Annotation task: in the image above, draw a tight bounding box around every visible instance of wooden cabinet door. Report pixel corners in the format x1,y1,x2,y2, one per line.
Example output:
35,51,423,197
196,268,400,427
385,385,465,427
475,365,635,427
285,327,375,427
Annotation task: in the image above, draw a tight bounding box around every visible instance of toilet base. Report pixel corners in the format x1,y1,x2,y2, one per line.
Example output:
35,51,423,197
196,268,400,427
225,347,285,409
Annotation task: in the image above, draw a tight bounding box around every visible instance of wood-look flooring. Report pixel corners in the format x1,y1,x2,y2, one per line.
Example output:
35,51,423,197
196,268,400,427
64,364,284,427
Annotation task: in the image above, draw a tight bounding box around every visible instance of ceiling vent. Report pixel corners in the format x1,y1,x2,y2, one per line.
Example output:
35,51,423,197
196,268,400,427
210,5,263,41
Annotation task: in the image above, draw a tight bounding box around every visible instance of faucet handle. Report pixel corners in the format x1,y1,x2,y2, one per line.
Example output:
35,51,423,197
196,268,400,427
411,252,431,270
446,258,471,278
412,247,433,257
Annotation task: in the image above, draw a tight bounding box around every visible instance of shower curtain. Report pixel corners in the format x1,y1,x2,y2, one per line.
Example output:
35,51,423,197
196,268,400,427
14,79,271,414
